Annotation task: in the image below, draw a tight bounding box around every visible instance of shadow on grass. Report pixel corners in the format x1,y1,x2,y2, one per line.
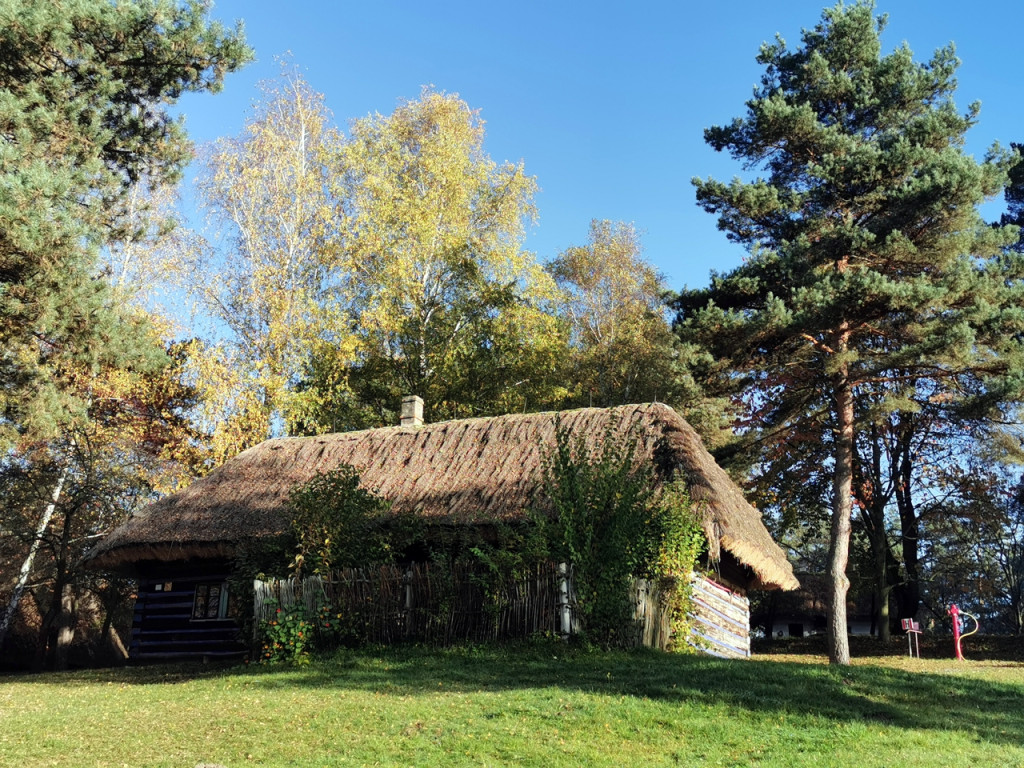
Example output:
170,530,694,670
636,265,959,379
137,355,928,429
14,642,1024,748
275,643,1024,748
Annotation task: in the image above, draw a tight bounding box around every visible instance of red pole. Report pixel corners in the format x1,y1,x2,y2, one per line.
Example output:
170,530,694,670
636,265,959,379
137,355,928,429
948,604,963,661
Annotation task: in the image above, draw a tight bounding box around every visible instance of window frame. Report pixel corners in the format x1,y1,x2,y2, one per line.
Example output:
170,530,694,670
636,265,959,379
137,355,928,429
191,582,230,621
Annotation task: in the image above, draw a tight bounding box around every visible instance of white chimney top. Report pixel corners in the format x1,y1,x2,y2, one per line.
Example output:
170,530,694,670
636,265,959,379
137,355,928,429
400,395,424,428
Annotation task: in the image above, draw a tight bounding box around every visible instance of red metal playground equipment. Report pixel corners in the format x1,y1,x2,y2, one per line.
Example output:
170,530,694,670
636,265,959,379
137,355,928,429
948,604,979,661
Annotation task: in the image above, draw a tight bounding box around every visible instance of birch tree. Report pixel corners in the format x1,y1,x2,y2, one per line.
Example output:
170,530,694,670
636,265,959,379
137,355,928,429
328,88,565,423
548,220,682,409
188,70,353,456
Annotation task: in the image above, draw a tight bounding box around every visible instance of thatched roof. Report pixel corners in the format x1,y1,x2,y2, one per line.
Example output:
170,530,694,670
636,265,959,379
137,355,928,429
86,403,798,590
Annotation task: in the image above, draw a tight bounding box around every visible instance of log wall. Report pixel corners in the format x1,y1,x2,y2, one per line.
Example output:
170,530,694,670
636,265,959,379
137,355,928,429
126,561,751,661
130,561,246,661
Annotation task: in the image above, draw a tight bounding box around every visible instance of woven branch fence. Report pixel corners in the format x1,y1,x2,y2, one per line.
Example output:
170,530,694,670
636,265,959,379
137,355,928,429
254,564,746,653
254,561,575,647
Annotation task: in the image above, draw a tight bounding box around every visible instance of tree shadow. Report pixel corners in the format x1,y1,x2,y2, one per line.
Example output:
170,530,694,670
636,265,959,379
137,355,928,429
266,645,1024,747
12,643,1024,748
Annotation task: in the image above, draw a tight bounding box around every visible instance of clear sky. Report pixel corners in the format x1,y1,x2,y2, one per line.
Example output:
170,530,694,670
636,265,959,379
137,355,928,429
175,0,1024,294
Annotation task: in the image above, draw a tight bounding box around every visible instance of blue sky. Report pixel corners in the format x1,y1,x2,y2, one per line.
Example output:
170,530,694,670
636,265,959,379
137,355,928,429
176,0,1024,293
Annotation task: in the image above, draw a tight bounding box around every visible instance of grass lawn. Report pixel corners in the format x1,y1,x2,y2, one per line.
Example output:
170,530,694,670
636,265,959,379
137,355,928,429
2,639,1023,767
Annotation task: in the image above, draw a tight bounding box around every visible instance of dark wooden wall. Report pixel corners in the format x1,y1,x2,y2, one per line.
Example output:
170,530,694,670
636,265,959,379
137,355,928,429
131,560,247,661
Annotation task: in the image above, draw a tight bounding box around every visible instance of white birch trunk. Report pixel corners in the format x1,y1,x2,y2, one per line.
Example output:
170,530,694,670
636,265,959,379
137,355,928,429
0,465,69,649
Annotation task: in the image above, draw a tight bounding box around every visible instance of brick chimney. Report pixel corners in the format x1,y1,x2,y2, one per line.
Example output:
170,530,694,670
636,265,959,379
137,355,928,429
400,395,424,427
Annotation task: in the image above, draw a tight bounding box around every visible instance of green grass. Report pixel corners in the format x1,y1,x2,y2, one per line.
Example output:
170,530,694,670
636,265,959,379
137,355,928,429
2,642,1023,767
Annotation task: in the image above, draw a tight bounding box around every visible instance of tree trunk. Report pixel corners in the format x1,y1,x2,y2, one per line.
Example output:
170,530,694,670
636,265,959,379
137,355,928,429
859,423,892,642
35,485,77,671
107,625,129,660
864,500,898,642
100,600,129,660
827,362,855,665
894,431,922,621
98,585,130,663
0,466,68,651
871,534,892,642
34,588,60,672
54,584,78,671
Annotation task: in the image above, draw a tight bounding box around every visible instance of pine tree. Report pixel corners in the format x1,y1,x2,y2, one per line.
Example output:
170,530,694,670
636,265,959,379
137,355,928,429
675,2,1024,664
1001,142,1024,250
0,0,250,449
0,0,249,656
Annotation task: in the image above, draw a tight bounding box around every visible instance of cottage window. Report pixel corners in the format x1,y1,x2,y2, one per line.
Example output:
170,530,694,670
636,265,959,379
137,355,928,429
192,582,229,620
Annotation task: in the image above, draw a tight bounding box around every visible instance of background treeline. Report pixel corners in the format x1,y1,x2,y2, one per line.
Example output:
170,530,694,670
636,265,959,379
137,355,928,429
167,77,690,454
2,0,1023,669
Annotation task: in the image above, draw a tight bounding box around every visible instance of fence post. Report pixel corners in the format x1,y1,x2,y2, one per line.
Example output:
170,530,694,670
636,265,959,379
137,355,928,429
252,579,265,643
558,562,572,638
405,568,414,639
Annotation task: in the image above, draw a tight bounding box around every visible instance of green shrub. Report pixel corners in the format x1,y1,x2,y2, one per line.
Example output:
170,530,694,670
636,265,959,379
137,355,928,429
257,599,345,664
650,481,705,649
538,416,705,647
257,601,316,665
288,465,420,575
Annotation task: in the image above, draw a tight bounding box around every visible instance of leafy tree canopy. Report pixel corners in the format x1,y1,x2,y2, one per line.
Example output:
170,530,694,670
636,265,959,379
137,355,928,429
548,220,685,410
184,70,345,460
315,87,566,427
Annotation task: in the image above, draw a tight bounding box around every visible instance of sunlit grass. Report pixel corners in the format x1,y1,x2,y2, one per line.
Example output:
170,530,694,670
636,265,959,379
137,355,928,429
2,642,1023,767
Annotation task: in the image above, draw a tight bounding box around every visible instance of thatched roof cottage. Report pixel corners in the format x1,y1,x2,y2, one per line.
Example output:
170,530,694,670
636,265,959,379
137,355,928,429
87,403,797,659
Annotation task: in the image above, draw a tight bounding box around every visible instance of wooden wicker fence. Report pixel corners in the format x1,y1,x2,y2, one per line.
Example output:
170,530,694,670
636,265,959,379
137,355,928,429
254,561,575,646
254,565,749,653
